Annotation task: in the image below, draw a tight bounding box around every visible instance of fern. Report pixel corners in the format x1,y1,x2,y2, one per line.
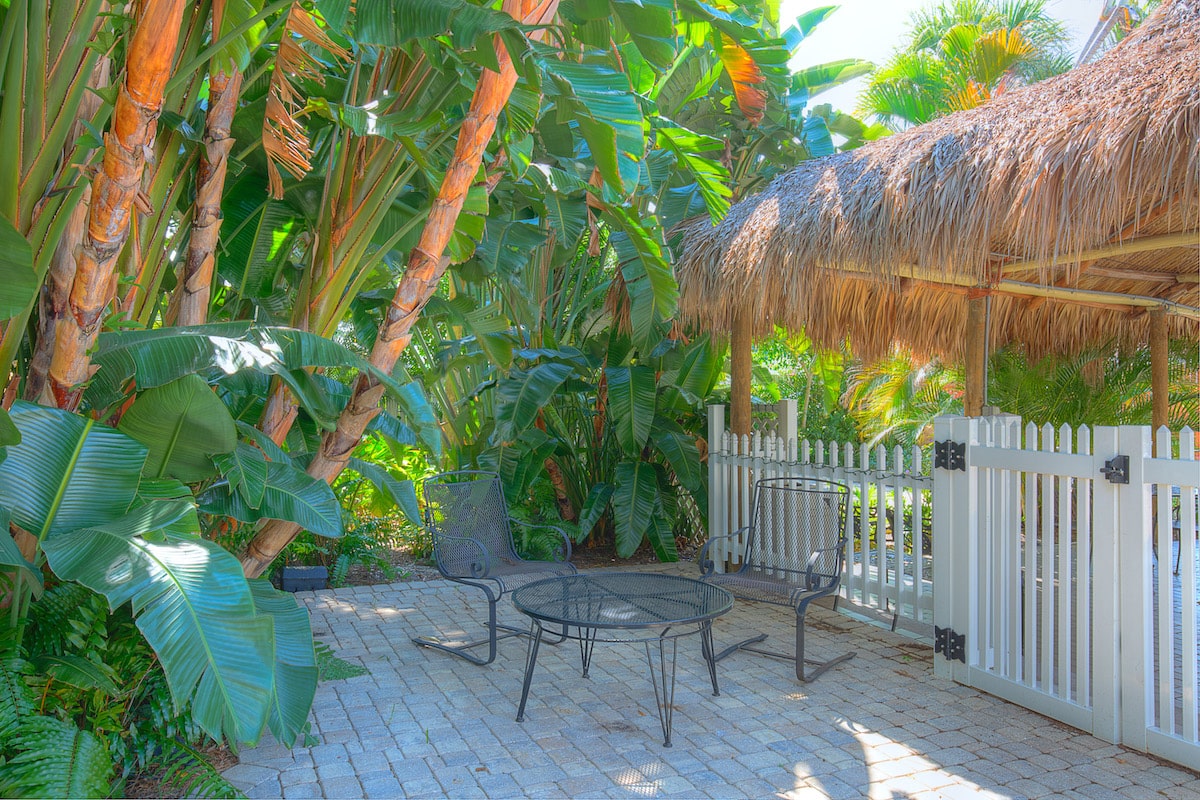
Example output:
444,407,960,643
152,735,245,799
24,583,104,659
0,716,111,799
0,656,37,740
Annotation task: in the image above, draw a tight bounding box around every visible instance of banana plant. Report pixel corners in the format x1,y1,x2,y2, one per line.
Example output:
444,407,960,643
0,402,317,752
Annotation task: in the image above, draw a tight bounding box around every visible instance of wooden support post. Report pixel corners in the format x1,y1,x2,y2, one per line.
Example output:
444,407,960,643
730,308,753,436
964,296,988,417
1150,307,1169,451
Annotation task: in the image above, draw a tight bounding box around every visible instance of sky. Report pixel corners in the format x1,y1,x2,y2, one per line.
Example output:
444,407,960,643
780,0,1112,114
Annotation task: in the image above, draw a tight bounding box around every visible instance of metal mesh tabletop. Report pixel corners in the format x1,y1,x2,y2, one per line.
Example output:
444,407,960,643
512,572,733,632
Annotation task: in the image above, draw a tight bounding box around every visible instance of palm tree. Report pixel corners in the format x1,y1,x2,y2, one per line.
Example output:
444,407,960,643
859,0,1072,129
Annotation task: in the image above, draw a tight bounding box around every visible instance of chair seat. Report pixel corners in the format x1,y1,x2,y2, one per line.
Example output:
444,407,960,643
486,559,576,592
704,569,807,607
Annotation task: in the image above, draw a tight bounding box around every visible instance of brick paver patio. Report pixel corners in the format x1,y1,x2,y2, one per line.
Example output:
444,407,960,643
225,564,1200,799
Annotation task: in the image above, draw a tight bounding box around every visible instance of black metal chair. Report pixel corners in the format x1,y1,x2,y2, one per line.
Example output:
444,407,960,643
411,470,576,665
699,476,855,682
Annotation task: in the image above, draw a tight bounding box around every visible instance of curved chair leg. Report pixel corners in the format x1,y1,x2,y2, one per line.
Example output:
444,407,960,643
794,599,855,682
411,586,520,665
411,585,568,665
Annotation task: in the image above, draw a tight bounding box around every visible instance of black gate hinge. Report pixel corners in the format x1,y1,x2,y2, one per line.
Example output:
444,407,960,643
934,440,966,471
1099,454,1129,484
934,626,966,663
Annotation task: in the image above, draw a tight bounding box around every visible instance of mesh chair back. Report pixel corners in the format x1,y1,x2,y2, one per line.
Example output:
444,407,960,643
424,472,519,573
745,477,849,591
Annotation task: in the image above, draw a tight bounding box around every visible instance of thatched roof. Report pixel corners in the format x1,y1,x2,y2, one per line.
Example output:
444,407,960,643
676,0,1200,361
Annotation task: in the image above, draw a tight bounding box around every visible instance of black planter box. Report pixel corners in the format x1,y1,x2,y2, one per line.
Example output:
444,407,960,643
280,565,328,592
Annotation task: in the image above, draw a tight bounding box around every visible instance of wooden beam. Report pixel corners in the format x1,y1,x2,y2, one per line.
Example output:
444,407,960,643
1150,307,1169,446
813,263,1200,320
964,296,988,417
998,280,1200,320
1000,231,1199,277
730,306,753,436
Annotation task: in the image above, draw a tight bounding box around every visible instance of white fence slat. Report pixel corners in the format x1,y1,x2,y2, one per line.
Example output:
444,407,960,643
1058,423,1074,701
1180,429,1198,745
1076,425,1092,709
1155,426,1175,735
1040,423,1056,694
913,446,927,623
1023,423,1038,684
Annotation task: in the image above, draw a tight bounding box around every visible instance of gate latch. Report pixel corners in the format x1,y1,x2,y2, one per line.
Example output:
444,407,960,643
934,626,966,663
1100,455,1129,484
934,440,965,471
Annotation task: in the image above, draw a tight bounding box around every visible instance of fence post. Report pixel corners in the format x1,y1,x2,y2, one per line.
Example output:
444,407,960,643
707,405,726,565
933,415,975,682
776,398,798,441
1117,425,1153,750
1090,425,1121,744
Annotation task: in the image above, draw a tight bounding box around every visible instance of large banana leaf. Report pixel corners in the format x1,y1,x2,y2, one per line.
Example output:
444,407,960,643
345,458,421,525
0,213,35,320
0,716,110,799
117,375,237,482
650,426,701,492
645,494,679,562
198,461,343,539
0,405,18,454
577,482,614,542
40,500,275,745
0,402,146,540
491,363,573,445
213,443,270,510
605,366,657,455
653,124,730,222
248,580,316,748
315,0,515,47
539,58,645,194
611,461,656,557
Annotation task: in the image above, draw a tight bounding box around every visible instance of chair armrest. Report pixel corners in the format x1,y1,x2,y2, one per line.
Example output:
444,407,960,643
508,518,573,563
804,544,844,592
432,533,492,579
698,528,749,577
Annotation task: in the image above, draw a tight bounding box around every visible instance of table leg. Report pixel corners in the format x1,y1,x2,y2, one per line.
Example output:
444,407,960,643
578,626,597,678
700,620,720,697
515,619,545,723
644,634,679,747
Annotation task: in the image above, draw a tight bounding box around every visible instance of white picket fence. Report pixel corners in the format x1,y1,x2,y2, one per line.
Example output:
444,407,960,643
933,416,1199,771
706,403,934,631
706,404,1199,771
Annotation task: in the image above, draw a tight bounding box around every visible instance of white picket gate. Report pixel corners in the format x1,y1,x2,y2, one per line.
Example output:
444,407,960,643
706,403,934,631
706,404,1199,771
932,415,1200,771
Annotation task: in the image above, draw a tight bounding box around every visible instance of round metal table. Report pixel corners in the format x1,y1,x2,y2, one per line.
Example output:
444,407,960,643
511,572,734,746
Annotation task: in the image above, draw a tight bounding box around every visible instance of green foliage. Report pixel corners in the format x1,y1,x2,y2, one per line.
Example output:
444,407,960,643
1,585,243,799
0,399,320,797
117,374,237,482
859,0,1072,128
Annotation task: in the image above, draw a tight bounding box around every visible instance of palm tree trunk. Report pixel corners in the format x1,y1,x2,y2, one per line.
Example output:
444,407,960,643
240,0,560,578
25,55,112,403
169,67,242,326
26,186,91,404
46,0,188,410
